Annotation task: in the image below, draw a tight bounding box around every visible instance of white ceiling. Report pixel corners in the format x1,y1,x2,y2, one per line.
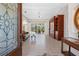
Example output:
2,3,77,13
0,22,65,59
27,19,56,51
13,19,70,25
22,3,67,20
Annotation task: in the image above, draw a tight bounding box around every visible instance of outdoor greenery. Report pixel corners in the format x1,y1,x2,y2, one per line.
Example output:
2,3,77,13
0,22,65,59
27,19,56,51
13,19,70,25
31,24,45,34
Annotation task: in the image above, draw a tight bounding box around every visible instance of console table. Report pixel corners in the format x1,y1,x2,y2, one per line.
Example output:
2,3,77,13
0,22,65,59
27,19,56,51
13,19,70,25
61,37,79,56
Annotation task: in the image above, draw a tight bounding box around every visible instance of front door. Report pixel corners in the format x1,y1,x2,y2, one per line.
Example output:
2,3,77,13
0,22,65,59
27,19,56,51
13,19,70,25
0,3,22,56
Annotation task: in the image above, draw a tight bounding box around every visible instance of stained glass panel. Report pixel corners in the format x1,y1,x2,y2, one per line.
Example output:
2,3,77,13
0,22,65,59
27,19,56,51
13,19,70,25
0,3,18,56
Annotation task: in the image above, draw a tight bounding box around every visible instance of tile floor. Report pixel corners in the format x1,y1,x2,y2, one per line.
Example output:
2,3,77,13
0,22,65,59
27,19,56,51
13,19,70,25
22,34,64,56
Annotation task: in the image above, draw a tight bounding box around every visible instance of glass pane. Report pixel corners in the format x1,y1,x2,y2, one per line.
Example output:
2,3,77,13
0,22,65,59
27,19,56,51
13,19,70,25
0,3,18,55
31,23,45,34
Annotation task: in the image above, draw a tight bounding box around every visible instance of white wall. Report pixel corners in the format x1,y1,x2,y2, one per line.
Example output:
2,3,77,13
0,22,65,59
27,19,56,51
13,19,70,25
67,4,79,39
64,4,69,37
64,3,79,38
68,3,79,56
64,3,79,55
50,22,54,33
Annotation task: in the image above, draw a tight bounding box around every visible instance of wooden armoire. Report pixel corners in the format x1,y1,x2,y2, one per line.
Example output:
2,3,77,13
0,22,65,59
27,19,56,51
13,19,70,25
54,15,64,40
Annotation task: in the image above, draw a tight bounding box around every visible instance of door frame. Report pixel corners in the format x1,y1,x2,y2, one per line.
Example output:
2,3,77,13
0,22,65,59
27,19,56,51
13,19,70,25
49,18,54,36
7,3,22,56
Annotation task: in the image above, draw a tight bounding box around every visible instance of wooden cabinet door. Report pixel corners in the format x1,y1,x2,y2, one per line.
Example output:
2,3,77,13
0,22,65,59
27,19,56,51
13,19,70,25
58,15,64,40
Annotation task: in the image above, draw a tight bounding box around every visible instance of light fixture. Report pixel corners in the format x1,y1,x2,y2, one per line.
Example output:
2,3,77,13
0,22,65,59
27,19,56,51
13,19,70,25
38,11,40,18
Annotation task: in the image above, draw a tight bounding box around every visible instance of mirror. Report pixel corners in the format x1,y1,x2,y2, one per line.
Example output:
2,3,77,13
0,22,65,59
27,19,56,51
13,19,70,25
74,8,79,31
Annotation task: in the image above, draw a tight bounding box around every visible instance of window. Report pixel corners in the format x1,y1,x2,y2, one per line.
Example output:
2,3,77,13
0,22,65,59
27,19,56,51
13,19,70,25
31,23,45,34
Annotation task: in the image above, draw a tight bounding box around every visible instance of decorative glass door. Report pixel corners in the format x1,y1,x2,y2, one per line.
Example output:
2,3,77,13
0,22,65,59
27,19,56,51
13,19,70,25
0,4,18,55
